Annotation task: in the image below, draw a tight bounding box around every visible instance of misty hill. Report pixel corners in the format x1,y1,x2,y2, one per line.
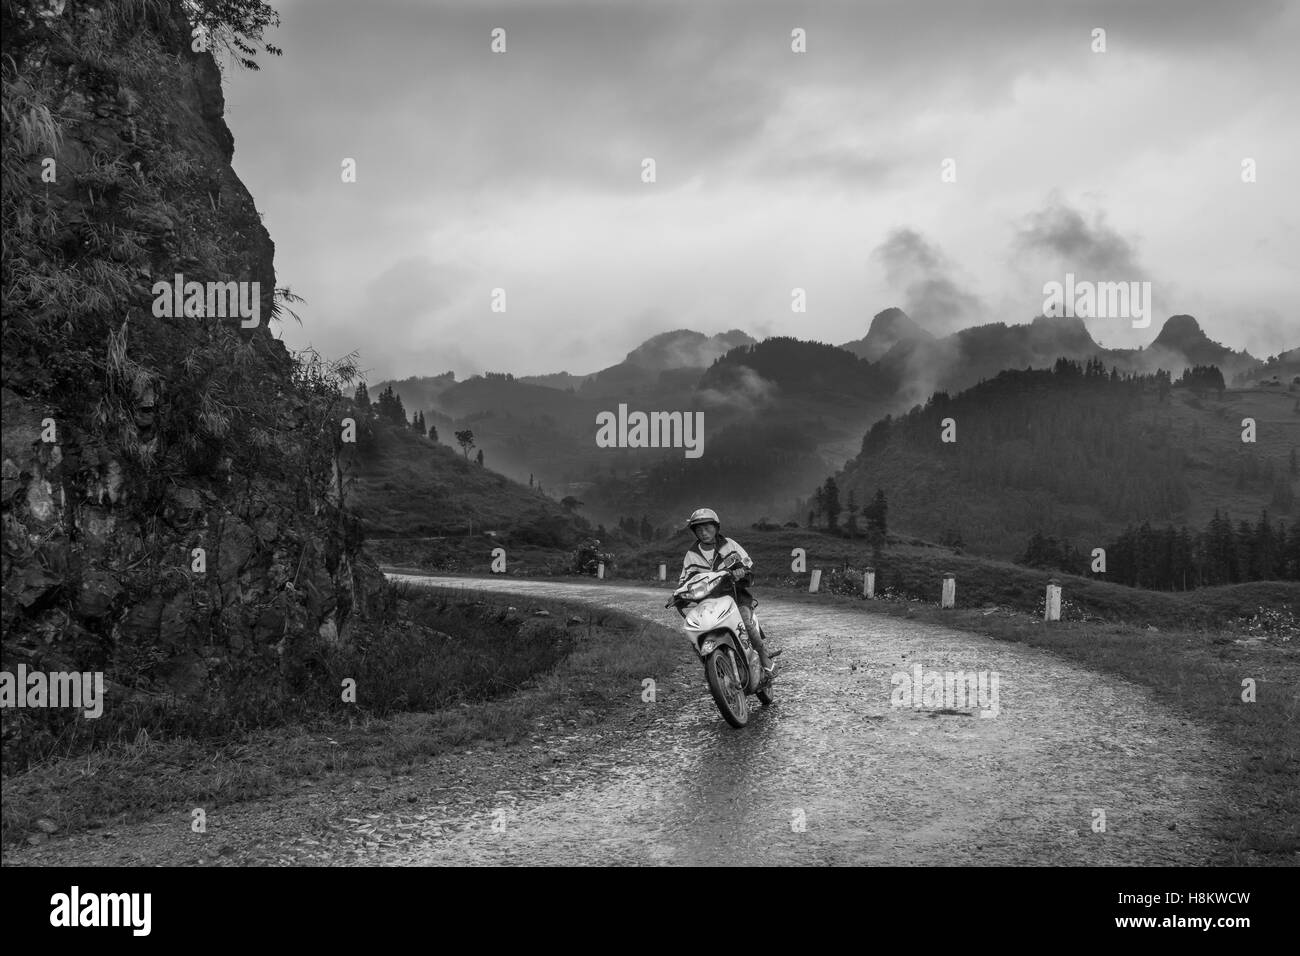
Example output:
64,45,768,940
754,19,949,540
376,371,458,414
570,329,755,402
702,337,893,403
436,372,588,422
364,314,1279,536
875,313,1260,406
1231,347,1300,387
876,314,1104,401
516,371,592,390
1146,314,1256,375
623,328,755,370
824,358,1299,560
839,307,935,361
513,329,754,395
341,407,588,546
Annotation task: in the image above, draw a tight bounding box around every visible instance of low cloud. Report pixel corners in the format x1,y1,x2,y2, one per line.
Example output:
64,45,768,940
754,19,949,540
872,229,983,330
363,256,473,324
696,365,778,411
1013,198,1144,278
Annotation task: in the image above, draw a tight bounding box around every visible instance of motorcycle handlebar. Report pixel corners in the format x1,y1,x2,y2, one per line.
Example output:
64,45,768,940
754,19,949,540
668,568,746,609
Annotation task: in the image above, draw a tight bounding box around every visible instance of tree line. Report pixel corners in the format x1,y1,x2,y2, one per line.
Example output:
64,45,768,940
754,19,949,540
354,382,492,466
1018,508,1300,587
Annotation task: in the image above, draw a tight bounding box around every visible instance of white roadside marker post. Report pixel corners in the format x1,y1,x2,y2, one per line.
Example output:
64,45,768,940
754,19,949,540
1045,577,1061,622
941,572,956,609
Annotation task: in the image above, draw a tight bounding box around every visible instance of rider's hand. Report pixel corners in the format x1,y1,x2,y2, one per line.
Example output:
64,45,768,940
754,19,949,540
731,567,747,580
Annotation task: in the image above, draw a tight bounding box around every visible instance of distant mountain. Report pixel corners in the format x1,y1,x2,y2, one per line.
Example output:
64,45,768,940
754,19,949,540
363,312,1271,534
1146,314,1256,374
1231,347,1300,387
436,373,585,421
840,307,935,361
704,336,891,403
872,313,1258,404
476,330,756,397
361,372,457,422
516,371,591,391
623,329,755,370
862,314,1095,406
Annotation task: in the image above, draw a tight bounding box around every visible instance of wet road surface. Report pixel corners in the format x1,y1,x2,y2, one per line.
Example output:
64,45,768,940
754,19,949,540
373,576,1235,865
7,575,1236,865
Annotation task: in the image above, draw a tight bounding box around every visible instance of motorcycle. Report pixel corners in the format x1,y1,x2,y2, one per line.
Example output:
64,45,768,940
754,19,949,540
666,553,774,728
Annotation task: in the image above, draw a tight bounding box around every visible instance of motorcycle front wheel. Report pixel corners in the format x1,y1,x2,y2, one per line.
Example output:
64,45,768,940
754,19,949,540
704,647,749,728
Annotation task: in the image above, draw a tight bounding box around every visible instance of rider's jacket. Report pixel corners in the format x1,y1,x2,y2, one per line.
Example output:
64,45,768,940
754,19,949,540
679,534,754,585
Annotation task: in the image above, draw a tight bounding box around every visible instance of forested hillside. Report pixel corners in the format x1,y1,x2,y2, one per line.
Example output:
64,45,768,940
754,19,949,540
826,358,1300,563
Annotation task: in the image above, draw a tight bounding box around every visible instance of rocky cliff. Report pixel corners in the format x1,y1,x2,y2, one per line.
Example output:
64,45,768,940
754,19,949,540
1,0,386,763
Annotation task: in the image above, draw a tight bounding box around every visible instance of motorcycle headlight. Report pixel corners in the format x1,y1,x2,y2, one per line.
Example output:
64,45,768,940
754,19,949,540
685,577,713,600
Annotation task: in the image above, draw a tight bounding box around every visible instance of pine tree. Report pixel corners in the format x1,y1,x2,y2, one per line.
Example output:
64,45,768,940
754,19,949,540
1285,522,1300,579
863,489,888,537
375,385,407,427
1271,474,1295,513
823,477,842,532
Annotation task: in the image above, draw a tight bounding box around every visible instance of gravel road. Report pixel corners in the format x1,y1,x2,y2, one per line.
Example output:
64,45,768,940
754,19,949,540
6,575,1236,866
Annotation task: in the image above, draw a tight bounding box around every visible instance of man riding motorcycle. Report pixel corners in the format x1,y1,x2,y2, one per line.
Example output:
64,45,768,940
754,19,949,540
677,508,776,678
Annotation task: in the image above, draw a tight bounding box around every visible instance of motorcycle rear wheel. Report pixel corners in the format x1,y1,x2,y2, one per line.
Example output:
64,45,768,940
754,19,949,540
704,647,749,728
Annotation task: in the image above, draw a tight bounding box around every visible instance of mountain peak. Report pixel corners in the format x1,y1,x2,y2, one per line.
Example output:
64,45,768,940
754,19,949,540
841,308,933,361
1153,314,1208,349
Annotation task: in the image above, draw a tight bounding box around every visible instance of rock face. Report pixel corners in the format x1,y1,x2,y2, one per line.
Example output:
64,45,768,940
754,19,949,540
1,0,386,759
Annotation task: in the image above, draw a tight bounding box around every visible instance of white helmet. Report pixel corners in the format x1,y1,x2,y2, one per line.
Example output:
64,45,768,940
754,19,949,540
687,507,720,530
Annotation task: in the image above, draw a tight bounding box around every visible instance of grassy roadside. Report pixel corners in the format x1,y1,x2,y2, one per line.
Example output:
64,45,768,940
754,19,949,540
619,528,1300,629
0,584,680,851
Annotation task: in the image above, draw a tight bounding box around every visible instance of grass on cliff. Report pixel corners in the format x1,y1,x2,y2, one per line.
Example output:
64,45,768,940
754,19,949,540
1,583,680,848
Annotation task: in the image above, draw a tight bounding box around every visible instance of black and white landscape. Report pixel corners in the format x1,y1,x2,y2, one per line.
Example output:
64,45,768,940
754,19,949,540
1,0,1297,895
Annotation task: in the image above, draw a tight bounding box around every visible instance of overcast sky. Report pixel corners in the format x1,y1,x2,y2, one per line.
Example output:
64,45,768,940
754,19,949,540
222,0,1299,382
